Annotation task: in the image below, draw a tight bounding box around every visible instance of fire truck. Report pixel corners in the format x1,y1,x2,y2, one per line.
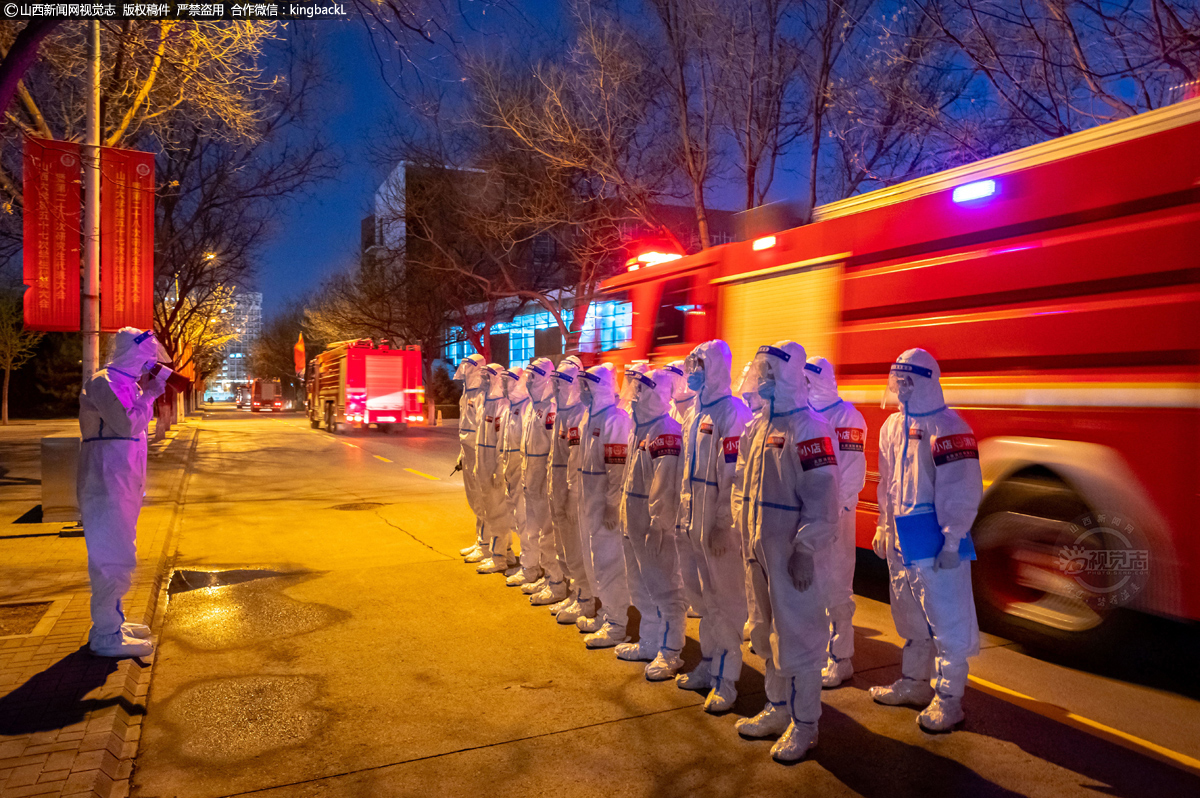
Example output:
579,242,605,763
307,340,425,433
249,379,283,412
601,98,1200,648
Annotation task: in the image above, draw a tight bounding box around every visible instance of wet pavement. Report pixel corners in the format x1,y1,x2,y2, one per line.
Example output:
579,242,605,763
130,407,1200,798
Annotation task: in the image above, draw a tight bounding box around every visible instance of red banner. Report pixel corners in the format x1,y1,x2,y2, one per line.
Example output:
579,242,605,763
22,139,81,332
100,147,155,331
294,333,305,375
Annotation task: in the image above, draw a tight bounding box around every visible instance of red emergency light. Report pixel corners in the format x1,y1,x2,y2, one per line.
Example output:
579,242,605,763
626,251,684,271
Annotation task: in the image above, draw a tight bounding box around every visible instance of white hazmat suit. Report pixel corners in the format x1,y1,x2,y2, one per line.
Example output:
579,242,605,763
454,354,488,561
676,340,752,713
475,364,514,574
869,348,982,733
805,356,868,687
733,342,841,762
78,327,169,658
620,367,687,679
500,369,536,585
520,360,563,597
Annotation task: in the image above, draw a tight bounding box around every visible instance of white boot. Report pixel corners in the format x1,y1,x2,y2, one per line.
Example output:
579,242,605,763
460,543,480,557
869,677,935,708
644,651,684,681
917,694,965,732
90,633,153,659
529,580,568,606
675,660,713,692
122,623,151,639
558,596,596,625
735,703,790,738
704,679,738,714
521,576,548,595
821,657,854,689
477,557,508,574
584,621,628,649
614,638,656,662
576,614,604,633
464,548,486,564
506,568,540,587
771,720,818,762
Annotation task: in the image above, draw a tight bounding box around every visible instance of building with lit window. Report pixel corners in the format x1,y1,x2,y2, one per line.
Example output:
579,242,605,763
213,291,263,397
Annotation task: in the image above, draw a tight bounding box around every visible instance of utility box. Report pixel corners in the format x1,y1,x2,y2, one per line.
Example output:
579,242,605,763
41,435,80,523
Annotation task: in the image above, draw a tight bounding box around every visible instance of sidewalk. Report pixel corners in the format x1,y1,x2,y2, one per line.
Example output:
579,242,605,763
0,420,198,798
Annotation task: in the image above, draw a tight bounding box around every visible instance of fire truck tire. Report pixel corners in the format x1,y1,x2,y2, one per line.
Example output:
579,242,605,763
378,424,392,434
310,417,319,429
324,404,336,434
970,466,1129,656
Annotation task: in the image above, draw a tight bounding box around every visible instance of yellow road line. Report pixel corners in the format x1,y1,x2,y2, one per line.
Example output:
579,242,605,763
404,468,440,481
374,455,392,463
968,675,1200,776
342,442,358,449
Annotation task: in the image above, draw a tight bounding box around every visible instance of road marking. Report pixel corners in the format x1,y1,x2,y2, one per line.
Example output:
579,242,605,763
342,442,359,449
404,468,440,481
375,455,392,463
968,675,1200,776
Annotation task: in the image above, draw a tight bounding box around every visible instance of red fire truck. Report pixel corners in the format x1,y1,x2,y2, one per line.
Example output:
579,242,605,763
307,340,425,433
601,98,1200,648
249,379,283,412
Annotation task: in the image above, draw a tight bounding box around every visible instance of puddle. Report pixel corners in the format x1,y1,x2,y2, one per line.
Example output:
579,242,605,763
166,572,346,650
330,502,389,511
166,675,323,762
0,602,51,636
168,569,292,596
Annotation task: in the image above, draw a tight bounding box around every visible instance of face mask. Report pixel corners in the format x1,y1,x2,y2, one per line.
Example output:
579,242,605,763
580,382,593,407
686,371,705,392
897,376,915,404
759,380,776,401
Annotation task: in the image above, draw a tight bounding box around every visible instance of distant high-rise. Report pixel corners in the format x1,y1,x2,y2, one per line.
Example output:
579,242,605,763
215,291,263,392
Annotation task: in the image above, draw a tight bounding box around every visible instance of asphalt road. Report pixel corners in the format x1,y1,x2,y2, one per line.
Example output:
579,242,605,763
131,406,1200,798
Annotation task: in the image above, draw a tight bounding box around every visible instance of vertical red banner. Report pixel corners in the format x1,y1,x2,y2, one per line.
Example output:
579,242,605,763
100,147,155,331
22,139,81,332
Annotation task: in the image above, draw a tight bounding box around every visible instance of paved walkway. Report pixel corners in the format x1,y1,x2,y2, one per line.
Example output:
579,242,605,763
0,419,198,798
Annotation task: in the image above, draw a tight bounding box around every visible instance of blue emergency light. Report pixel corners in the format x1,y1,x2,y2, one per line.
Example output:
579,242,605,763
952,179,996,203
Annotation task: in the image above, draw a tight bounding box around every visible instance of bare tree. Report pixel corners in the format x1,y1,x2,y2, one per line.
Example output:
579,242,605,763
0,292,44,424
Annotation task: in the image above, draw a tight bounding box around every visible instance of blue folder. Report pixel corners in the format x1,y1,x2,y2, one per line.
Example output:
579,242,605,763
895,512,977,565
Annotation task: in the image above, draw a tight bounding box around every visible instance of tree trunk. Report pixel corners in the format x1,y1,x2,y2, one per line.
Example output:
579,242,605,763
0,21,59,132
2,366,8,425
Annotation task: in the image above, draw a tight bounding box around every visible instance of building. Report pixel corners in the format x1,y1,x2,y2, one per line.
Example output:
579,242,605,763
213,291,263,396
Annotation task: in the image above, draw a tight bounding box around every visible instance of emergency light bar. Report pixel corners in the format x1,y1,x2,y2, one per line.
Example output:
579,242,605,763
626,251,684,271
952,179,996,203
752,235,776,251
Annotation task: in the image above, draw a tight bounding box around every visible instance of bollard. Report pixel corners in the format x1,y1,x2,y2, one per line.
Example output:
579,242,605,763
42,435,81,523
436,410,443,427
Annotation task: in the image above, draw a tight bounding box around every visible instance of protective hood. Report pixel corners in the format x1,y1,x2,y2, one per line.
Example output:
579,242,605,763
744,340,809,414
664,360,692,403
453,353,486,392
522,357,555,403
685,339,734,405
628,366,672,424
107,327,166,376
887,347,946,415
804,356,841,410
551,359,582,407
620,362,651,410
579,363,617,412
503,367,528,403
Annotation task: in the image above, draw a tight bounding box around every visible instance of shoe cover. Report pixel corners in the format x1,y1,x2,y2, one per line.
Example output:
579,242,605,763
90,633,154,659
576,614,604,633
704,679,738,714
584,621,628,649
869,677,935,708
530,581,568,605
122,622,151,639
735,703,790,738
521,576,548,595
645,651,684,681
675,661,713,692
821,657,854,689
917,695,965,732
464,549,485,564
687,606,702,619
477,557,508,574
771,720,818,762
557,597,591,624
504,565,521,578
460,543,480,557
507,568,540,587
552,596,578,618
615,639,656,662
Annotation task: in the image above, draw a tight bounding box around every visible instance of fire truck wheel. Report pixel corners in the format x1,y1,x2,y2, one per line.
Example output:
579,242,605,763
378,424,392,434
970,466,1129,656
310,418,319,429
324,405,336,433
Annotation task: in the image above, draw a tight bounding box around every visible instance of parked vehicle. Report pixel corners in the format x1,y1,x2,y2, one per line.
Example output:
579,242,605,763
307,340,424,433
250,379,283,412
601,98,1200,650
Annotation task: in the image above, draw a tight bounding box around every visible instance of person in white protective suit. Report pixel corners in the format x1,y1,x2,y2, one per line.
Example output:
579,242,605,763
518,359,560,594
869,348,983,733
532,356,592,615
665,361,695,424
805,356,868,688
78,327,170,658
618,366,688,678
454,354,488,562
499,368,536,584
732,342,841,762
676,340,752,713
475,364,516,574
574,363,640,647
666,360,704,622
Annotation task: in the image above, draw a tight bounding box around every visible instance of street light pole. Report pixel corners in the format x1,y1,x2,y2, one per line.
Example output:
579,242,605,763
81,21,100,381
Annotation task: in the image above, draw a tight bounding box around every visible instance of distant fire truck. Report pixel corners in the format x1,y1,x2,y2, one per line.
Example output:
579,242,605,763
249,379,283,412
601,98,1200,649
307,340,424,433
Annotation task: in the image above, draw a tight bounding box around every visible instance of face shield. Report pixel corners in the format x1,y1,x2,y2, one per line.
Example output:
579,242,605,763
620,363,650,408
625,370,657,410
578,370,600,407
502,370,521,398
663,362,691,401
452,357,478,383
551,367,579,405
684,351,706,393
881,363,921,409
